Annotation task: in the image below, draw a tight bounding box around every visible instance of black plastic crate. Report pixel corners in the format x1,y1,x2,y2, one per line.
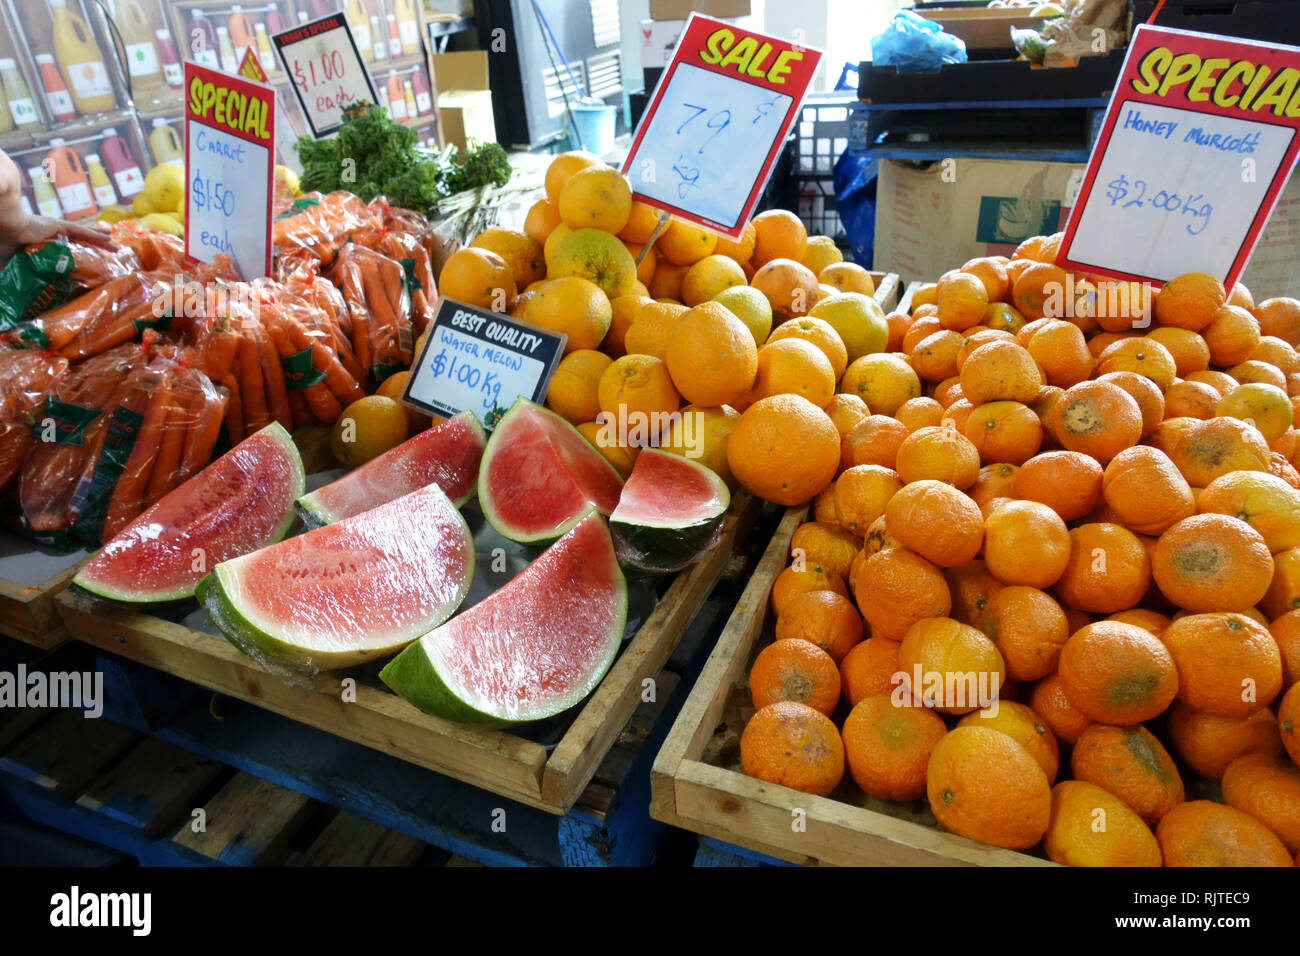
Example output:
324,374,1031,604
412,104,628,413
857,48,1127,105
1133,0,1300,46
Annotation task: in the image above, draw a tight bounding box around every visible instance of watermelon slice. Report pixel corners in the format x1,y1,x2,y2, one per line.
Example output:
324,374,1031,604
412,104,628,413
610,448,730,575
380,513,626,724
296,410,485,526
478,398,623,543
198,483,474,671
73,423,305,603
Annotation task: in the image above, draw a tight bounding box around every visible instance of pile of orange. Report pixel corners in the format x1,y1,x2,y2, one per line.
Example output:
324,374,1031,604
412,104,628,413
737,236,1300,867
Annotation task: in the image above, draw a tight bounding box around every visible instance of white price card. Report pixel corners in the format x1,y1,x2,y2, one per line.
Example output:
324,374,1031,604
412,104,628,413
272,13,377,138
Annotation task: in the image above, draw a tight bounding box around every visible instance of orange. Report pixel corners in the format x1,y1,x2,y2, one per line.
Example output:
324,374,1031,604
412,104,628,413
841,353,920,417
1057,620,1179,725
840,638,902,706
751,258,818,322
1011,262,1069,321
984,301,1026,334
647,259,687,301
983,500,1068,588
899,617,1006,714
1015,450,1102,521
520,276,612,352
663,301,757,407
771,564,848,616
546,349,613,424
813,484,839,525
1030,673,1094,745
841,414,909,470
373,371,436,435
1162,612,1283,718
1072,724,1184,826
968,462,1018,517
1096,336,1177,390
657,219,717,266
740,701,844,797
1228,358,1288,390
548,227,638,300
471,227,545,289
903,314,942,354
863,515,902,558
576,421,639,477
958,340,1042,405
1218,382,1293,441
959,700,1059,781
621,239,657,285
1172,416,1271,487
833,465,901,535
1156,800,1294,867
329,396,410,468
1044,780,1162,867
894,396,945,433
823,393,870,438
885,480,984,569
1093,279,1154,332
1107,608,1171,636
1095,370,1164,437
604,293,653,358
618,200,661,244
960,256,1010,302
544,150,602,204
945,560,1004,627
523,198,561,245
910,330,965,383
853,547,952,643
956,328,1015,368
843,695,946,801
789,521,859,582
1154,271,1226,331
726,394,839,506
1250,335,1300,375
894,426,979,488
1281,683,1300,765
1163,379,1220,419
713,220,756,264
1148,325,1211,376
1255,297,1300,346
749,209,807,267
937,272,989,331
596,354,680,444
624,300,687,359
1152,514,1273,613
766,316,849,381
926,725,1051,850
1198,471,1300,553
1270,609,1300,687
714,285,773,346
1187,369,1241,396
680,254,746,306
1055,522,1151,614
962,400,1043,465
749,638,841,716
1052,380,1143,463
748,338,835,408
1167,699,1283,779
438,247,516,310
819,261,875,296
1221,753,1300,853
941,398,975,435
1026,320,1094,387
1101,445,1194,536
979,586,1068,682
1204,304,1262,366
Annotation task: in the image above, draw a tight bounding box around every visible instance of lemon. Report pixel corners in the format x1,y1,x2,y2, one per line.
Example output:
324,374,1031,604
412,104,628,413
131,191,156,216
808,292,889,363
143,164,184,213
139,212,184,237
712,285,772,346
275,164,301,196
330,396,410,468
96,205,131,224
660,403,740,489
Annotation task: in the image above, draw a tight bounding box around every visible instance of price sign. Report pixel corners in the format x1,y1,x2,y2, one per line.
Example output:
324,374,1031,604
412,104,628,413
622,14,821,239
183,62,274,279
1057,25,1300,289
402,300,567,431
271,13,376,138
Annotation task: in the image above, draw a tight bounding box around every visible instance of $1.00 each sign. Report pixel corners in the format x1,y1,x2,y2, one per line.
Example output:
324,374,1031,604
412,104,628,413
272,13,376,137
402,301,566,431
1057,24,1300,289
622,14,821,240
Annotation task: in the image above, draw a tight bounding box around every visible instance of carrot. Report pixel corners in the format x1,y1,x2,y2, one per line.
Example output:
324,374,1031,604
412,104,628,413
0,423,34,498
285,320,365,405
203,329,241,382
266,320,342,424
256,326,293,431
143,390,189,507
221,373,244,444
101,371,172,540
235,330,271,432
179,383,227,481
288,390,315,428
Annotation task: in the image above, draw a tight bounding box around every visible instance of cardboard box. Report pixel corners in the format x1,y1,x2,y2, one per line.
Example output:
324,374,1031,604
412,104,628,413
649,0,751,20
639,15,758,69
431,51,496,148
873,157,1085,286
1243,171,1300,299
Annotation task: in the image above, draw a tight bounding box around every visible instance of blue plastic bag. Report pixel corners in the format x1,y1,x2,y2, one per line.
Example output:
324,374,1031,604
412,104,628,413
870,10,967,73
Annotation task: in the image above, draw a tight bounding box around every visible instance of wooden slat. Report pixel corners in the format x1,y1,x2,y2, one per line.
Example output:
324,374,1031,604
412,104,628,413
297,811,426,867
0,711,140,798
0,565,80,639
0,706,51,754
871,271,902,312
75,737,225,836
172,771,313,865
0,623,69,650
540,492,761,810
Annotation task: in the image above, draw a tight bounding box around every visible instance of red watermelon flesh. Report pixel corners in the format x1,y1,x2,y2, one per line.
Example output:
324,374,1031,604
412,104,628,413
73,423,305,603
380,513,626,724
297,410,485,526
479,399,623,543
198,483,474,671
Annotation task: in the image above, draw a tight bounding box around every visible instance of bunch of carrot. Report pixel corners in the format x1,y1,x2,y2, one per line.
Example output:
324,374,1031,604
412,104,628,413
0,349,69,498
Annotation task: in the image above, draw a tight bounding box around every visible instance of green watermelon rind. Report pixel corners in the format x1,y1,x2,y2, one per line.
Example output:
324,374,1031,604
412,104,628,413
478,397,623,544
73,422,306,604
295,411,485,529
379,520,628,726
609,451,730,575
196,486,475,673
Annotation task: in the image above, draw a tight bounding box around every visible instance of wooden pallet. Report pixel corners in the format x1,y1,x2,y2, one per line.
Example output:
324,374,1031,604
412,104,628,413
649,506,1055,866
0,535,82,649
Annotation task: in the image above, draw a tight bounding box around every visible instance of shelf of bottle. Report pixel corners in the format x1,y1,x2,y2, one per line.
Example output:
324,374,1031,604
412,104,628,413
1,108,143,153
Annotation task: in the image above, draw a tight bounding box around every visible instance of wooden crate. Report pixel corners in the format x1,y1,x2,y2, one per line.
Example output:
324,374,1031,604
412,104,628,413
869,271,901,313
649,506,1055,866
56,493,761,816
0,535,83,649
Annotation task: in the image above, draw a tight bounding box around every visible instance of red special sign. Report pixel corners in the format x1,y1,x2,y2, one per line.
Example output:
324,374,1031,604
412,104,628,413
1057,24,1300,289
622,14,821,239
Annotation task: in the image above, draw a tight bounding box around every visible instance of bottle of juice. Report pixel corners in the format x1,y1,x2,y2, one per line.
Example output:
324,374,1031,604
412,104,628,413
394,0,420,56
228,6,256,66
30,167,64,219
0,58,40,129
35,55,76,122
51,0,115,114
112,0,162,87
402,79,417,118
386,72,406,120
45,140,97,219
265,8,286,35
370,16,386,62
255,23,276,73
16,167,33,216
102,128,145,199
308,0,334,18
149,118,184,168
217,26,237,72
85,153,118,207
189,9,220,68
410,66,431,115
157,29,183,87
385,14,401,57
347,0,372,64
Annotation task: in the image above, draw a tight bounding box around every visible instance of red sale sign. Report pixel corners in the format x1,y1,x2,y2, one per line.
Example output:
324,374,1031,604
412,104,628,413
271,13,377,138
1057,24,1300,289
